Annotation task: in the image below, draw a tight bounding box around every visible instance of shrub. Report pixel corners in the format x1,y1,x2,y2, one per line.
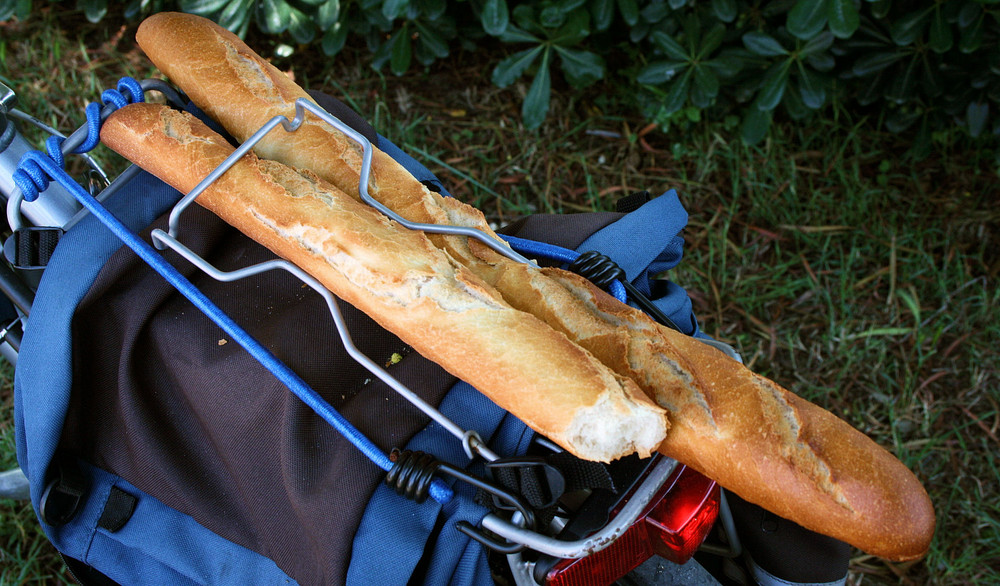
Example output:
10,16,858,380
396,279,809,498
1,0,996,148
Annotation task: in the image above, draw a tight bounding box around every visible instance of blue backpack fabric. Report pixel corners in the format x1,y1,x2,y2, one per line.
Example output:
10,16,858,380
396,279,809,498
13,103,697,584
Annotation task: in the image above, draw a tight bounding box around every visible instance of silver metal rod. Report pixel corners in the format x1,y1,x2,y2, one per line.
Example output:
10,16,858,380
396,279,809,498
297,98,536,267
481,456,679,559
150,228,500,463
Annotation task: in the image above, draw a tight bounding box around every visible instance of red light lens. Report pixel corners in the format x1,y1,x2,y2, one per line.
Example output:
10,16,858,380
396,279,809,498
544,524,653,586
645,469,720,564
545,465,720,585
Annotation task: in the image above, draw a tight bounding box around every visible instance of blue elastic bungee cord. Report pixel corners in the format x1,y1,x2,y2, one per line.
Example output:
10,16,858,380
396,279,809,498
14,77,454,505
499,234,629,303
13,78,144,202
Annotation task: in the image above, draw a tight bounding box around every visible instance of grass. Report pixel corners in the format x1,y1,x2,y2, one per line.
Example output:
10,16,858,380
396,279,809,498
1,5,998,585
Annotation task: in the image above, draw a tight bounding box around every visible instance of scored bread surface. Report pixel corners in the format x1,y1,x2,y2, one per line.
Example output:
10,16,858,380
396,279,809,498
134,13,935,561
101,103,668,463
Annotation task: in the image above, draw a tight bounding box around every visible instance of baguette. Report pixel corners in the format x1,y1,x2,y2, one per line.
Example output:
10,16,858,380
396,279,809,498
99,102,668,463
132,13,935,561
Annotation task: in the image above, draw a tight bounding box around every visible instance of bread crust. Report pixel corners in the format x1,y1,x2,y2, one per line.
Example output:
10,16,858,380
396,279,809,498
133,13,935,560
100,103,668,463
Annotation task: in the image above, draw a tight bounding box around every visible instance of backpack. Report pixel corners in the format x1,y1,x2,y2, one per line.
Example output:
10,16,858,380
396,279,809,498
12,83,700,585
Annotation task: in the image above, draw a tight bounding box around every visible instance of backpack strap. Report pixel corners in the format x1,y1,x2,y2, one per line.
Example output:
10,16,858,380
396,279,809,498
575,189,700,336
57,463,296,584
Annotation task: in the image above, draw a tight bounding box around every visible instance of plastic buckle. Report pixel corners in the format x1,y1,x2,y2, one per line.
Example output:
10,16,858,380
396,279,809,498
486,456,567,510
39,462,88,526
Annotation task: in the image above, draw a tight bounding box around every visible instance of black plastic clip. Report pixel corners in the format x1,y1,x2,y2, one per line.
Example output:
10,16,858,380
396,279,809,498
387,449,536,553
39,461,88,526
570,250,683,333
485,456,566,510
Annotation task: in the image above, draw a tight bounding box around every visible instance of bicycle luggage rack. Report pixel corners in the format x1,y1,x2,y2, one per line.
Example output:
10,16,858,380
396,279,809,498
7,78,680,564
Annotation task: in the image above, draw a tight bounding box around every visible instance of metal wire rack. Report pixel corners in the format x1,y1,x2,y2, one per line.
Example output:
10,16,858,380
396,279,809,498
7,78,693,564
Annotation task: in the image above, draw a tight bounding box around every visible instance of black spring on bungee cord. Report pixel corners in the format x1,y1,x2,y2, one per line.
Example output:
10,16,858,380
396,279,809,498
386,448,539,553
386,449,442,503
568,250,625,291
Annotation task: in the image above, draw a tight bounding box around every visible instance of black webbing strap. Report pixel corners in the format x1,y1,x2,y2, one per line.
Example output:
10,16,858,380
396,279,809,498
615,190,652,214
13,227,62,268
479,452,617,527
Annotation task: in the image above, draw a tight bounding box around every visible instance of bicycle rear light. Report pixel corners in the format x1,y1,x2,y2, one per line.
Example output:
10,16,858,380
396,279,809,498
544,465,719,586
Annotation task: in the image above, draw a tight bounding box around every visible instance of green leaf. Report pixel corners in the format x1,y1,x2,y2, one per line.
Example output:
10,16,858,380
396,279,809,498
697,23,726,59
321,22,349,56
800,30,834,57
499,25,541,43
928,8,953,53
416,0,446,19
256,0,291,34
636,60,688,84
756,60,791,111
890,8,931,46
630,22,648,43
958,2,981,28
690,65,718,107
617,0,638,26
217,0,254,36
523,49,552,129
787,0,828,40
539,5,567,28
315,0,340,31
711,0,737,23
124,0,144,20
650,31,689,60
967,101,988,138
512,3,540,33
884,108,919,133
482,0,509,36
668,0,687,8
959,14,983,53
852,51,906,77
742,107,772,145
559,0,588,12
178,0,230,13
390,27,412,75
692,64,719,98
415,20,449,59
870,0,889,19
0,0,18,21
590,0,614,31
797,64,825,108
885,56,919,104
857,71,884,105
827,0,858,39
919,55,942,98
286,4,315,44
382,0,409,20
806,52,835,72
663,69,693,114
743,31,788,57
555,46,605,87
783,82,809,119
551,8,590,44
640,0,670,23
77,0,108,23
492,46,543,87
706,54,743,77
